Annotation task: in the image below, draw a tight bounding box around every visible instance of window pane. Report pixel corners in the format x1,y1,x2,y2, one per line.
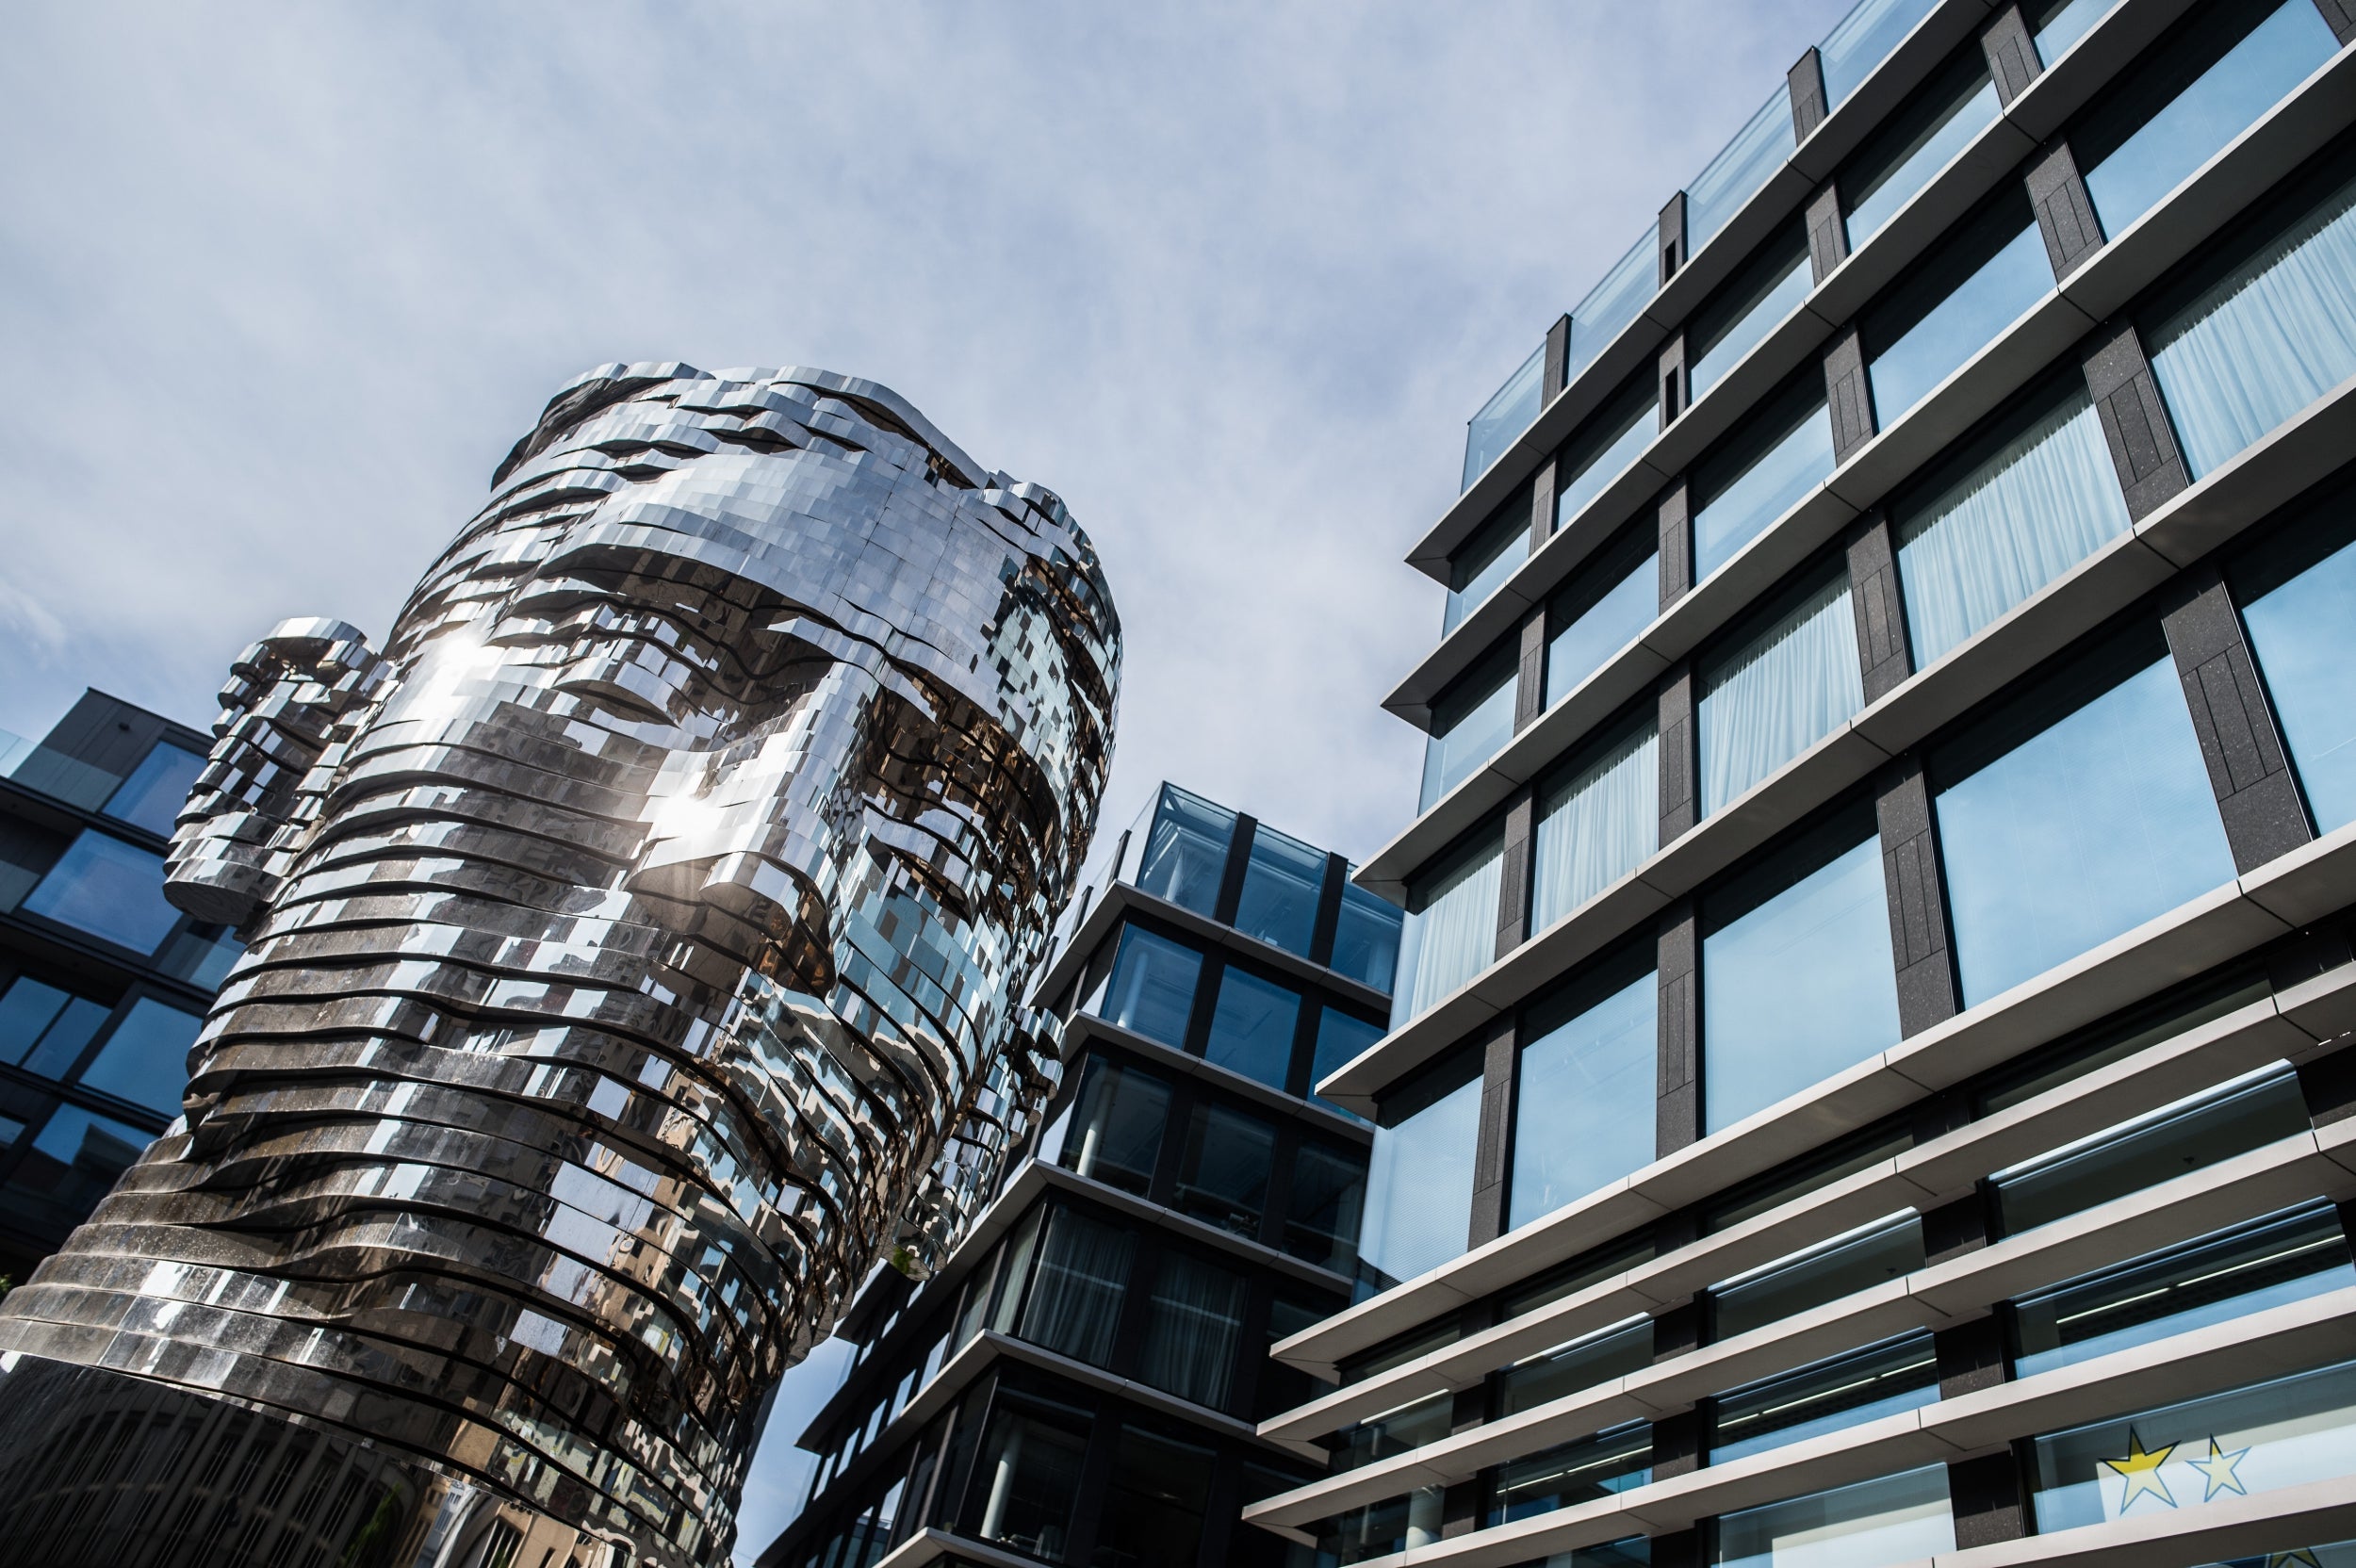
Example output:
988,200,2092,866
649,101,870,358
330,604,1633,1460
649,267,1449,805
1173,1103,1273,1237
1691,227,1812,401
2012,1202,2354,1379
1932,627,2235,1007
1464,344,1546,492
2080,0,2335,238
2233,497,2356,831
1326,1390,1454,1474
1530,720,1658,929
1702,808,1897,1135
76,997,201,1117
1314,1488,1448,1565
1056,1057,1170,1195
1688,87,1797,253
19,830,180,954
2031,0,2121,66
2030,1358,2356,1531
1019,1208,1134,1365
1285,1141,1366,1273
1497,1318,1652,1417
1329,885,1404,995
1511,954,1656,1229
1203,967,1302,1091
1420,647,1518,810
2145,159,2356,477
0,977,103,1075
1445,501,1531,634
1135,786,1235,914
1820,0,1940,107
1564,233,1660,387
1991,1066,2310,1235
3,1105,152,1234
1692,376,1837,582
102,743,205,837
1311,1007,1383,1116
1698,566,1862,817
1713,1215,1924,1341
967,1393,1091,1556
1393,832,1504,1024
1556,379,1657,534
1095,926,1203,1048
1714,1464,1955,1568
1138,1254,1247,1409
1546,532,1657,709
1256,1296,1342,1422
1092,1425,1216,1568
1842,49,2001,251
1235,825,1325,957
1712,1334,1939,1463
1487,1421,1652,1527
1893,378,2130,666
1866,189,2048,426
1360,1055,1481,1291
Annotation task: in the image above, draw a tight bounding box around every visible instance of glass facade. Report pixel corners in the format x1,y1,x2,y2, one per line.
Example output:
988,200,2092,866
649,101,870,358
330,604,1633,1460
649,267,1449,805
1691,375,1837,583
2233,490,2356,832
1510,949,1657,1229
74,997,200,1118
1689,87,1797,254
1697,564,1862,816
1393,829,1503,1024
0,977,109,1080
1446,500,1532,633
1134,785,1235,915
1496,1317,1652,1416
1932,624,2236,1008
2031,0,2120,67
1841,46,2000,252
1546,527,1658,708
1714,1464,1955,1568
1096,925,1203,1047
20,829,181,955
1563,233,1661,388
1464,344,1546,492
101,743,205,838
1820,0,1939,107
1312,1006,1384,1118
1487,1421,1652,1527
1702,807,1899,1134
1054,1055,1170,1196
1690,226,1812,400
1203,966,1302,1091
1557,379,1659,534
1330,883,1404,994
1286,1140,1366,1273
1710,1334,1939,1463
1173,1102,1275,1237
1421,643,1518,810
1865,187,2049,427
1359,1051,1481,1291
1530,717,1658,930
1712,1215,1925,1341
1137,1252,1247,1407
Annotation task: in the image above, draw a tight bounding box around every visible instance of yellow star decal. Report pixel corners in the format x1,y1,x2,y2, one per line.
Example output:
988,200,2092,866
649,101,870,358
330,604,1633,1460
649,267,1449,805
2187,1436,2250,1501
2099,1429,2178,1512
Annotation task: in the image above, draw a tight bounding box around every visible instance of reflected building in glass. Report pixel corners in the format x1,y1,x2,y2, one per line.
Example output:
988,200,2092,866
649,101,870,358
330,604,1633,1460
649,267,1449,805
0,690,236,1282
756,782,1399,1568
1258,4,2356,1568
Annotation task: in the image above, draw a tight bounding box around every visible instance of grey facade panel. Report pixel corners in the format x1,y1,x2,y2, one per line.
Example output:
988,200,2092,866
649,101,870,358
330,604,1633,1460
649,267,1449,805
2026,138,2103,279
1980,5,2041,108
1824,326,1874,463
2161,566,2314,874
2082,318,2193,520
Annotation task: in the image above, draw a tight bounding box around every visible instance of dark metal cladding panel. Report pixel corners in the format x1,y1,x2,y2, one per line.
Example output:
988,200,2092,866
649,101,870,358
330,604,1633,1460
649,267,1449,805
1656,899,1702,1159
1789,46,1830,144
1824,327,1875,463
2161,566,2314,873
1980,5,2042,106
2026,139,2104,279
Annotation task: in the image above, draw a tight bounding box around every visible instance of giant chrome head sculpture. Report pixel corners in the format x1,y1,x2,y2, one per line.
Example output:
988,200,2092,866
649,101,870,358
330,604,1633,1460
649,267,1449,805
0,364,1119,1568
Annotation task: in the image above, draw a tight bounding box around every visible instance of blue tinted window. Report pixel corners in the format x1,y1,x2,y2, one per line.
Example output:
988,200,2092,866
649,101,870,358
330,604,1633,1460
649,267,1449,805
2233,494,2356,833
1095,926,1203,1048
1546,527,1657,707
1419,646,1517,811
1933,625,2234,1008
1866,189,2049,427
1698,565,1861,817
1329,884,1403,995
1820,0,1940,107
1691,377,1835,582
1203,967,1302,1091
1690,227,1811,400
1563,234,1659,387
1135,787,1234,915
2030,0,2120,66
1464,344,1545,491
1893,375,2130,667
1444,502,1530,634
1688,87,1796,253
1360,1054,1481,1293
20,830,181,954
1555,378,1656,535
1511,950,1656,1230
1311,1008,1383,1123
77,997,202,1118
8,1105,151,1215
1841,49,2000,250
103,743,205,838
1711,1335,1939,1463
2144,156,2356,478
1487,1424,1652,1527
2079,0,2335,238
0,977,110,1080
1703,807,1899,1134
1235,825,1324,957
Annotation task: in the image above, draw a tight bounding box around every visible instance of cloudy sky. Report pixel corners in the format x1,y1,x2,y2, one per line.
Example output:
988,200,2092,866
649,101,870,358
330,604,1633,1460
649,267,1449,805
0,0,1855,1552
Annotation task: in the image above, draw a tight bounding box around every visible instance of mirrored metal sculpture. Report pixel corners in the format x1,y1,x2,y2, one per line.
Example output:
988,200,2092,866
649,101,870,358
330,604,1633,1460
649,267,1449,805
0,364,1121,1568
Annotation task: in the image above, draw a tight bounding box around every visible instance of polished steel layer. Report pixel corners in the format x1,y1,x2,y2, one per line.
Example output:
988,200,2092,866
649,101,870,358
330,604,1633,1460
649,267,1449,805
0,363,1121,1568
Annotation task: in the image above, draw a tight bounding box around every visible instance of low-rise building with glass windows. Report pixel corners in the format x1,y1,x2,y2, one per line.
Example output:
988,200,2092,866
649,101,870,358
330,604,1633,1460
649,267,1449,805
0,690,235,1282
1255,4,2356,1568
754,783,1401,1568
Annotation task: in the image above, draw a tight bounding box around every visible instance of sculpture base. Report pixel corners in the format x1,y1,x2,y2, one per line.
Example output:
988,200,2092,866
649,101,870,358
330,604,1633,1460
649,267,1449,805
0,1355,623,1568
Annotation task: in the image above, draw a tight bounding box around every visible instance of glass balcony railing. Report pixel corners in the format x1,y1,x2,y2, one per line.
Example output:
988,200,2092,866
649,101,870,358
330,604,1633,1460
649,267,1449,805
1820,0,1939,109
1689,86,1797,253
1462,344,1546,491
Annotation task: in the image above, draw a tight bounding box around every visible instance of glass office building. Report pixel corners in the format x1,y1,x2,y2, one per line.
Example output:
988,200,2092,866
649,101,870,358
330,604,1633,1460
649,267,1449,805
1259,4,2356,1568
0,690,234,1283
757,785,1399,1568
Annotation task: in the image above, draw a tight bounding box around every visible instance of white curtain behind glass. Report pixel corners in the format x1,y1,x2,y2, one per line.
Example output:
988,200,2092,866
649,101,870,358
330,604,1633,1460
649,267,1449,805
1400,843,1504,1019
1897,389,2130,665
2150,170,2356,477
1530,724,1659,930
1700,575,1864,816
